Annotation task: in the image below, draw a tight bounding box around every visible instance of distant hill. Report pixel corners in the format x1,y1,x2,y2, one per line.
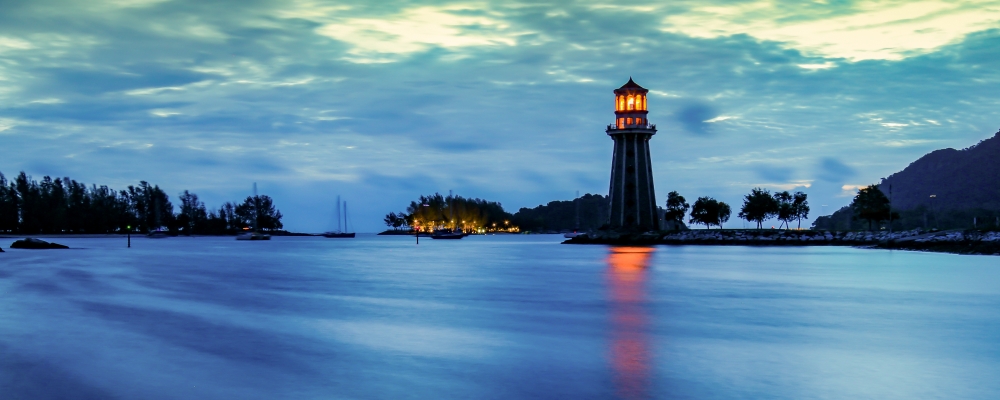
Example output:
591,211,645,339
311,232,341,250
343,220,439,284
813,129,1000,230
881,129,1000,211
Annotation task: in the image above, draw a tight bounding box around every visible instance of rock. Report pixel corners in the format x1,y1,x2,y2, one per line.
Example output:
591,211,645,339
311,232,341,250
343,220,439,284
9,238,69,249
0,246,4,252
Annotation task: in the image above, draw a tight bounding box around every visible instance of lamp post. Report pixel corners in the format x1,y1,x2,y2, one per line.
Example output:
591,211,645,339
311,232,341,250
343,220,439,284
127,225,131,248
929,194,937,230
416,203,430,245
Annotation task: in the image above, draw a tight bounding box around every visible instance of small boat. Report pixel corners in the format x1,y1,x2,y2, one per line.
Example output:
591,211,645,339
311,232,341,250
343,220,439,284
563,231,582,238
236,231,271,240
322,232,355,238
431,229,464,239
322,195,356,238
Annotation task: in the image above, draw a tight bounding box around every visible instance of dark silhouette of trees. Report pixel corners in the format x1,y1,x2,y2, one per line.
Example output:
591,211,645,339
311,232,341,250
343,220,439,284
510,193,615,232
774,191,795,230
772,191,810,230
178,190,209,234
0,173,19,233
851,184,898,231
405,193,514,232
664,191,689,231
718,202,732,228
739,187,779,229
383,212,408,231
689,196,731,229
235,195,283,231
0,170,283,235
792,192,810,229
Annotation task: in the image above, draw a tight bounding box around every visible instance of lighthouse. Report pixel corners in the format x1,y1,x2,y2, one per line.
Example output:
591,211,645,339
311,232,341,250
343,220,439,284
606,78,658,231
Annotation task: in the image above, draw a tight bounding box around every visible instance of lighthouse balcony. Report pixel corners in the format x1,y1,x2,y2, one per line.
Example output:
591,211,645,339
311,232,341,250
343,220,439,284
606,122,656,132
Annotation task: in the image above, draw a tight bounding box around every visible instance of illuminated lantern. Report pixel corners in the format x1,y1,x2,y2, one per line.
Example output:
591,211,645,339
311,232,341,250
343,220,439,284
606,78,658,231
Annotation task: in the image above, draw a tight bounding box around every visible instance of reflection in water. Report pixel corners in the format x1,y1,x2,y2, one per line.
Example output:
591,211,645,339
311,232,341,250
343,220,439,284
606,246,653,399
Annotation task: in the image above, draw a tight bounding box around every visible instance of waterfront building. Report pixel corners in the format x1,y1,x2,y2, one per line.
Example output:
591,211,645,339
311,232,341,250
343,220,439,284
606,78,659,231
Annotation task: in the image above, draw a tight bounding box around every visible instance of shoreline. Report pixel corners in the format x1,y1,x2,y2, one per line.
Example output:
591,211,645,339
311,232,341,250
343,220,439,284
564,229,1000,256
0,231,316,239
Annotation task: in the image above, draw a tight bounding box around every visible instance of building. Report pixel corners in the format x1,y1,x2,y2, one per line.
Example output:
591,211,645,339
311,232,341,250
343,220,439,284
606,78,659,231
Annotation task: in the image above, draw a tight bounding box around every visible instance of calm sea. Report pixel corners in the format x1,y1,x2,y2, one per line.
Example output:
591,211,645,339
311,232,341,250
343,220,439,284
2,235,999,399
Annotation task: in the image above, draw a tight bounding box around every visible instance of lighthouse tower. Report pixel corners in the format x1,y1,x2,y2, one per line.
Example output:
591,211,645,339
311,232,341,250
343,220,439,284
606,78,658,231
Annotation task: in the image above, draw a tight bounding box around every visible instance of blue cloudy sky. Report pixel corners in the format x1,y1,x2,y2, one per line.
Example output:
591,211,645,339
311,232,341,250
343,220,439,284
1,0,999,231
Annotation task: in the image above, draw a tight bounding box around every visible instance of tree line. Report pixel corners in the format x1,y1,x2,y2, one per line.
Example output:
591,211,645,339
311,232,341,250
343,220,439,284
812,183,1000,231
663,188,809,230
0,171,283,234
383,193,515,232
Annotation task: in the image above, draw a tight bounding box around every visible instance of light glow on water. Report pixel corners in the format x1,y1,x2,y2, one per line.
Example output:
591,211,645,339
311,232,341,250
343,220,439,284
1,235,999,399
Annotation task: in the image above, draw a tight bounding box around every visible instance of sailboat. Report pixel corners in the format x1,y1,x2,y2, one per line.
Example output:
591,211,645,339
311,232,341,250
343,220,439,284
564,191,583,238
236,183,271,241
323,195,356,238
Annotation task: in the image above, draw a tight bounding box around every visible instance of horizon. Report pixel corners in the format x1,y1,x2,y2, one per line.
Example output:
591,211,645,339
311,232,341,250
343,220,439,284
2,1,999,232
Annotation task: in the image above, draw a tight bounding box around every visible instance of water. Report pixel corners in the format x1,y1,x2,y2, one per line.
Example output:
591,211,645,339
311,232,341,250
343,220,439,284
2,235,999,399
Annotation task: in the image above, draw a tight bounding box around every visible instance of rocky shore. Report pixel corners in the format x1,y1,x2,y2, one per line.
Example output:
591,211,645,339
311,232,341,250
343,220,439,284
565,229,1000,255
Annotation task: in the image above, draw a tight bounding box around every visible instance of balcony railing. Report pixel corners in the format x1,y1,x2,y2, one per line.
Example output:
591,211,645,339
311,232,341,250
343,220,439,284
607,123,656,131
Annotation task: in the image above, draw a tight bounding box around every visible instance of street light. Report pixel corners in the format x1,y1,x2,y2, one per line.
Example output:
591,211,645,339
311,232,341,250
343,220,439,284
930,194,937,230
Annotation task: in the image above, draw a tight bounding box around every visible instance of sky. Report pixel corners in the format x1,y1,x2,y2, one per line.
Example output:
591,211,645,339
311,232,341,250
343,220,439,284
1,0,999,232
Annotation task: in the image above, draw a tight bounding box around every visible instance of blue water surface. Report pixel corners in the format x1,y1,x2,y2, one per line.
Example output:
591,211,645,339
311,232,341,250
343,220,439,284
1,234,998,399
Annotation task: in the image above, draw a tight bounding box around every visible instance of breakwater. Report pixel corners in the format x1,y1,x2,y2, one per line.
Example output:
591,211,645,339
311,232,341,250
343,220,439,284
566,229,1000,255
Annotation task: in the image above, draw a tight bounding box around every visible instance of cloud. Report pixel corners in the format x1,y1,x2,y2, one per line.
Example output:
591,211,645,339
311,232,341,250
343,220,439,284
661,0,1000,61
311,6,525,62
817,158,858,183
755,165,793,182
674,103,718,135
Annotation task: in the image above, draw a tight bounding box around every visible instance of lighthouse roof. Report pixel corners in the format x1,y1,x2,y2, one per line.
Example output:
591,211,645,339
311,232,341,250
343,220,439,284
614,77,648,93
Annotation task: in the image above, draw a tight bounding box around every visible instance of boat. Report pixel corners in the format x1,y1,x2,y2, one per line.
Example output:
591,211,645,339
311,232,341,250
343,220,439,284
236,231,271,240
236,183,271,241
431,229,464,239
322,195,356,238
147,229,169,239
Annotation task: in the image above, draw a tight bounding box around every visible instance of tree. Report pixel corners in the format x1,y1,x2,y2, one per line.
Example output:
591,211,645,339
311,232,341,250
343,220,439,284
178,190,208,234
689,196,730,229
393,212,408,230
0,172,19,233
384,212,404,231
236,195,283,231
406,193,513,232
851,185,898,231
718,201,732,228
792,191,810,229
739,187,779,229
664,191,689,231
773,191,795,230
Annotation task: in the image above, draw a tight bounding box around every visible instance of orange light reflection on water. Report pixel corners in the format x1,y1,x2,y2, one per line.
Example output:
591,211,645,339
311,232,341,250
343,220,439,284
606,246,653,399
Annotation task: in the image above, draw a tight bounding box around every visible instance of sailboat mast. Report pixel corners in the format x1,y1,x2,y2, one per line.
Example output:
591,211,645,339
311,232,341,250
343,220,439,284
336,195,341,233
